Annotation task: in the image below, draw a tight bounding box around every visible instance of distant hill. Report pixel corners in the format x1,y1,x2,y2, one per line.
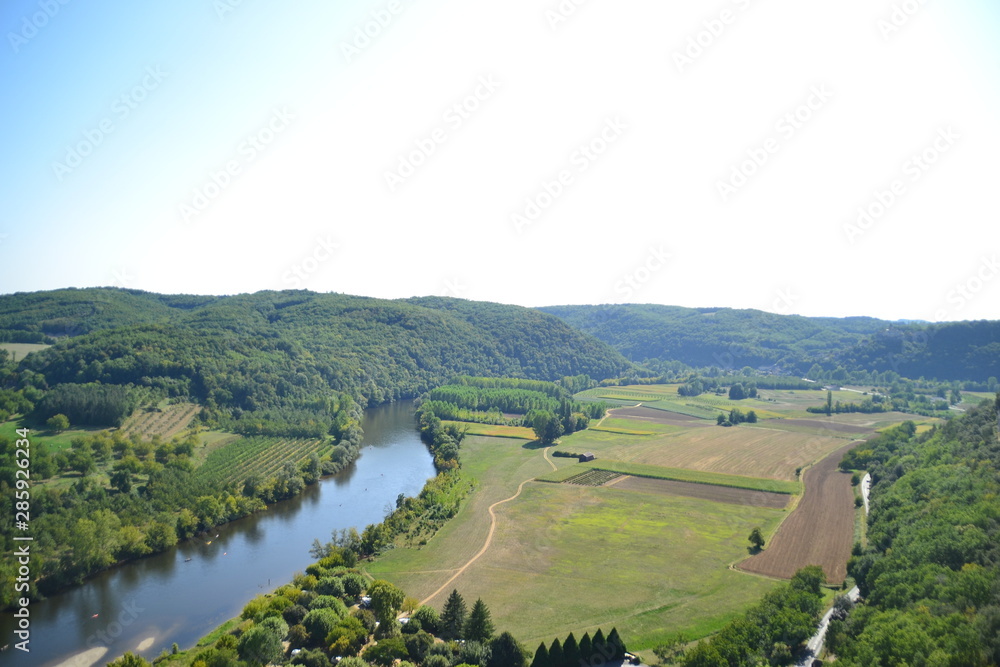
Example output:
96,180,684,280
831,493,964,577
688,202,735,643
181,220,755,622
1,290,631,431
539,304,1000,382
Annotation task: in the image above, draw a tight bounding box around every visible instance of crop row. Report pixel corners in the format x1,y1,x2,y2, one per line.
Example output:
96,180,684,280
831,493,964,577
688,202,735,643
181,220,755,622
562,469,623,487
195,437,328,486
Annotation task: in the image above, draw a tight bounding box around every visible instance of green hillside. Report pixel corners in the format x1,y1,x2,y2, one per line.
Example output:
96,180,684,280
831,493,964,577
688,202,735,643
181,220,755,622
3,289,631,435
539,303,1000,382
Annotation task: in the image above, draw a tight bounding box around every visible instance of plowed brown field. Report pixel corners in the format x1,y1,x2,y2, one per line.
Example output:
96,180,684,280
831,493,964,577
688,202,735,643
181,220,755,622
736,441,860,584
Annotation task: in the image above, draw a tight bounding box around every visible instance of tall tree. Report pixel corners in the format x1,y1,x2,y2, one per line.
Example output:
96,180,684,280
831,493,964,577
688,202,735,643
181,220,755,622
548,638,564,667
578,632,592,664
440,589,467,640
562,632,580,667
530,642,550,667
368,579,405,625
488,631,527,667
530,410,564,444
591,629,605,660
606,628,626,660
748,527,765,551
465,598,495,643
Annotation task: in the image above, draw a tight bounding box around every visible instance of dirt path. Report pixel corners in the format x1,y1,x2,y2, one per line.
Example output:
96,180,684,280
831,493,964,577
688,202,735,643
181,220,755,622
418,472,535,606
542,446,557,471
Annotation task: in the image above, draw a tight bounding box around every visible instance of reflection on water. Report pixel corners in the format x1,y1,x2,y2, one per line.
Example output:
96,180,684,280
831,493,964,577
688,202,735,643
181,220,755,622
0,401,433,667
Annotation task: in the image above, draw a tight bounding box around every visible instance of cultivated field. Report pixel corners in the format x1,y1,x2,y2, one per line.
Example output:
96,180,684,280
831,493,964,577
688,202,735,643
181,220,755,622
368,433,785,650
611,476,791,509
560,418,849,482
193,436,330,487
121,402,201,440
538,460,800,495
365,385,924,652
736,441,861,584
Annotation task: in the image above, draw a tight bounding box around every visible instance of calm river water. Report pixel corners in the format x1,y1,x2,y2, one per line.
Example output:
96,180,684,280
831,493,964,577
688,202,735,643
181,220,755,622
1,400,434,667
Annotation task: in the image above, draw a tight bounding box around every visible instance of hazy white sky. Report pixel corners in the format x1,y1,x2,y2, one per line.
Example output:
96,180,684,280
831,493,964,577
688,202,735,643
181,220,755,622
2,0,999,321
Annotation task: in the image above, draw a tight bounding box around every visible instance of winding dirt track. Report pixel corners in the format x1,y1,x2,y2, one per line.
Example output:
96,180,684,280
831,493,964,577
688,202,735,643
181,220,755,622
418,477,531,606
736,441,860,584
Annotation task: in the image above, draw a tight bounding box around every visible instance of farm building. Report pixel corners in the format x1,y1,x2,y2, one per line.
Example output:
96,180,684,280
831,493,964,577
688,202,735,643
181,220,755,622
578,453,596,462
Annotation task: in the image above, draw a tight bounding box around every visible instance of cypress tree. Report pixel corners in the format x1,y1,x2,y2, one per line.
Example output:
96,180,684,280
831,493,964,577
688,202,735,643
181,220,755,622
591,629,607,661
440,589,467,640
607,627,626,660
562,633,580,667
465,598,495,643
578,632,592,664
530,642,550,667
548,638,563,667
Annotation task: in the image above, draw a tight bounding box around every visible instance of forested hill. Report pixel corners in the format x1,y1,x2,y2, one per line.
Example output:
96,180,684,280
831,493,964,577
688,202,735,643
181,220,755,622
829,398,1000,664
539,304,1000,382
1,289,631,433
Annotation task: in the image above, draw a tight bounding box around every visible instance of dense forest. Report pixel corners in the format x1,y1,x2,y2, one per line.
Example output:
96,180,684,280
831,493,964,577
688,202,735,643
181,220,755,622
829,398,1000,664
0,289,631,437
541,303,1000,382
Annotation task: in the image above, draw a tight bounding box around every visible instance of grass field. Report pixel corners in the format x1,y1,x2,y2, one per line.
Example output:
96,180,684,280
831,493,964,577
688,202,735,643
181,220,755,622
0,342,51,360
368,433,784,650
0,417,106,452
442,420,536,439
366,432,789,651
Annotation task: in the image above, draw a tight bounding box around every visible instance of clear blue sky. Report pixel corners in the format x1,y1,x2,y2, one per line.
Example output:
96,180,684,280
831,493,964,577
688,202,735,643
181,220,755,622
2,0,999,321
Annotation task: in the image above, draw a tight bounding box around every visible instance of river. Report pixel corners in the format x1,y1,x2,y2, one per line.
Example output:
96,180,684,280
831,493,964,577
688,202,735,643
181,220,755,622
1,400,435,667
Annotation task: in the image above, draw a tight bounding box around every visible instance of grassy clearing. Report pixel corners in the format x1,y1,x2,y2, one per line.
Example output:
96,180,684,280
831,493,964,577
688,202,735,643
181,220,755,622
0,342,51,359
442,420,536,440
538,460,800,494
0,417,106,452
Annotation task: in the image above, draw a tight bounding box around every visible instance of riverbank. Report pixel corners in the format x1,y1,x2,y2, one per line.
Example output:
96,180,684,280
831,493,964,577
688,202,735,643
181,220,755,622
0,401,436,667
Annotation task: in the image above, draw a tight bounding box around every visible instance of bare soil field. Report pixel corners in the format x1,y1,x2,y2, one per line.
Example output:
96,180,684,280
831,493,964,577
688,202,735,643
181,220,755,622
612,476,791,509
769,419,873,435
609,406,712,426
736,441,859,584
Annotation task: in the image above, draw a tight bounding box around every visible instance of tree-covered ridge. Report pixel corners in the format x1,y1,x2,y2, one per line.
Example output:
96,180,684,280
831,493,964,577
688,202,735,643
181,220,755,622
0,287,215,342
540,303,1000,382
539,304,891,369
4,290,631,431
829,398,1000,664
